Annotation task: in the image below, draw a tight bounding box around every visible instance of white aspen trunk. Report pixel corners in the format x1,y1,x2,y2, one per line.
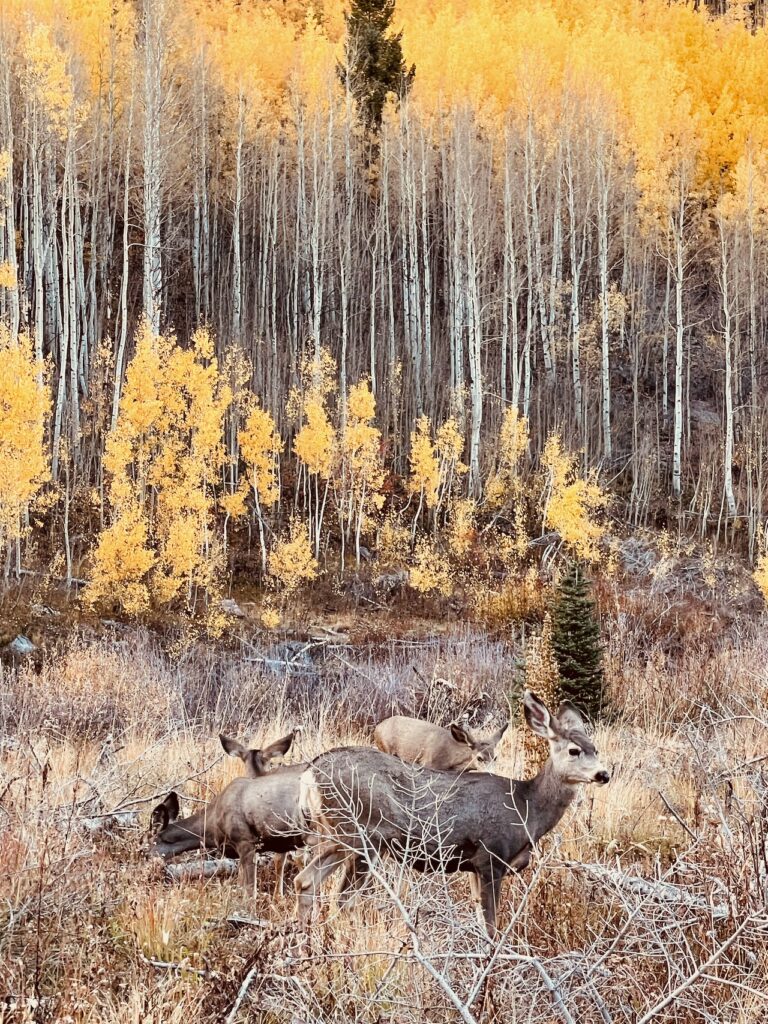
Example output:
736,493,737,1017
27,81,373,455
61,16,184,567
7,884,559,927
718,217,737,518
66,141,81,457
671,184,686,500
1,60,19,339
565,136,583,425
420,122,432,392
466,205,483,497
596,136,612,460
112,85,134,430
30,99,45,371
526,116,554,385
142,0,164,332
662,254,671,427
231,89,244,342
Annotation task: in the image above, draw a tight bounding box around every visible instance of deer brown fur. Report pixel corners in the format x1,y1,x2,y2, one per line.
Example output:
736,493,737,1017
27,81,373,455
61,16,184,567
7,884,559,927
374,715,508,771
149,731,306,895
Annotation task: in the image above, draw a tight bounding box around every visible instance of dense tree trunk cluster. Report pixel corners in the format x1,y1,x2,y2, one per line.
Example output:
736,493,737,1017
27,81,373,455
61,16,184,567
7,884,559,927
1,0,768,566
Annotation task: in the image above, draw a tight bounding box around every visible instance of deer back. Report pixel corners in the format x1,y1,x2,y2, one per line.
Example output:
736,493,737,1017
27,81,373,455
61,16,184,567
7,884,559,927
301,747,530,870
373,715,506,771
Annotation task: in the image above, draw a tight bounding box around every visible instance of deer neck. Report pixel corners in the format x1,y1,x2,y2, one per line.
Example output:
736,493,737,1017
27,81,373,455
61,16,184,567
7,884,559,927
519,761,579,843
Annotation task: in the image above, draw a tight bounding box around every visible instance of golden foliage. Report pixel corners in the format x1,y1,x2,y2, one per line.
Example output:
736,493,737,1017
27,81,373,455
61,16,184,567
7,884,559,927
753,551,768,606
338,379,385,542
86,501,155,615
21,24,78,138
377,513,410,570
0,262,17,289
543,434,607,562
0,327,50,546
267,516,318,596
239,401,282,507
487,407,529,509
294,396,336,479
88,321,232,612
409,538,453,597
448,498,477,558
408,415,440,509
473,565,545,627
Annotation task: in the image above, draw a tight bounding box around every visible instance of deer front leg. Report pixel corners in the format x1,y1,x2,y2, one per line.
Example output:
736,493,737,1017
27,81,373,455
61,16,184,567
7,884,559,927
336,855,369,908
294,841,351,925
477,868,504,938
236,841,258,897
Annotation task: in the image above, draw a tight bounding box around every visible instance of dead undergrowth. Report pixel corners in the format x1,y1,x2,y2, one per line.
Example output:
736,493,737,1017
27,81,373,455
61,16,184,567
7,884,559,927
1,589,767,1022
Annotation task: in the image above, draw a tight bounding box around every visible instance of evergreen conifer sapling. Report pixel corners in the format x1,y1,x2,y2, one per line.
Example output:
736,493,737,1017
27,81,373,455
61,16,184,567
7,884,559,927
551,561,606,722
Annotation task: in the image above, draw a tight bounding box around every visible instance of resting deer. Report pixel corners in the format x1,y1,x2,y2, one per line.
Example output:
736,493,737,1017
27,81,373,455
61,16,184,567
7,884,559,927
374,715,508,771
295,691,610,933
149,730,306,895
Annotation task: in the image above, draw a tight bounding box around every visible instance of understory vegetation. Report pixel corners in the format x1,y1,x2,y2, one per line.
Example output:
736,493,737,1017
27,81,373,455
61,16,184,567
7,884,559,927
1,568,767,1022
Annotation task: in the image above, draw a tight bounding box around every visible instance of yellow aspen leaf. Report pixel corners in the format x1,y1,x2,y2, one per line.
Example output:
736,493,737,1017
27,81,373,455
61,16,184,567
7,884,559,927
0,326,50,546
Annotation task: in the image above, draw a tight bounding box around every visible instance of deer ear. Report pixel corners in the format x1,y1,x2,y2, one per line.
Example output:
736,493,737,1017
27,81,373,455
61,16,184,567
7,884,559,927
261,730,295,761
491,720,509,746
555,701,588,734
450,723,473,747
150,791,180,832
523,691,558,740
220,734,247,760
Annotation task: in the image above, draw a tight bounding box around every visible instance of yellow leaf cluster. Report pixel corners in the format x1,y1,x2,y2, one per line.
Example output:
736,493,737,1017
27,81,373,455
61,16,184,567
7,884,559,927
86,501,155,615
376,513,410,570
543,434,607,562
409,538,453,597
448,498,476,558
408,415,440,508
88,320,232,611
340,379,384,506
239,402,282,506
753,552,768,606
294,396,336,479
21,24,77,139
0,327,50,545
267,517,318,596
486,407,529,508
0,263,17,289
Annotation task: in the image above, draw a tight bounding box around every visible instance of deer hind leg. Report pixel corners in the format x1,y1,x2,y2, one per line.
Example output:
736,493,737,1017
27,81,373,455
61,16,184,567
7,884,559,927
294,841,350,924
273,853,287,898
236,841,259,897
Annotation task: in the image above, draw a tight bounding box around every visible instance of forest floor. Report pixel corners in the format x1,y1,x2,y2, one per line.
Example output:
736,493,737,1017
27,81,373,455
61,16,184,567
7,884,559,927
1,555,768,1023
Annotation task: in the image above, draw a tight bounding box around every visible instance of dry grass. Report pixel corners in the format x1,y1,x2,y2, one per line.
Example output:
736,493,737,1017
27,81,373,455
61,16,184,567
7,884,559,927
1,603,767,1023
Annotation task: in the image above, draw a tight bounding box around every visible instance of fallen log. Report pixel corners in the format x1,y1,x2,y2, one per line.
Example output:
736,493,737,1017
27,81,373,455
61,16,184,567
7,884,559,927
563,861,729,920
164,858,239,882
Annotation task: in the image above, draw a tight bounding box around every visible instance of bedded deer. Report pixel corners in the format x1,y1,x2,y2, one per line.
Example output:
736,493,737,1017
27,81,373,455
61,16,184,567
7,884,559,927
149,730,306,895
373,715,508,771
295,691,610,933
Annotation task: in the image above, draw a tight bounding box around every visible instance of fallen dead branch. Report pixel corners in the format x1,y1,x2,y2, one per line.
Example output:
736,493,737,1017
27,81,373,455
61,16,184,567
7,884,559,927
163,858,238,882
563,861,730,920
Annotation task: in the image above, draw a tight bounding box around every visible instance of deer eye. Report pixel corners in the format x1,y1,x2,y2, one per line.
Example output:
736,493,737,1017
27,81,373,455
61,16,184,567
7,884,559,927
568,748,581,757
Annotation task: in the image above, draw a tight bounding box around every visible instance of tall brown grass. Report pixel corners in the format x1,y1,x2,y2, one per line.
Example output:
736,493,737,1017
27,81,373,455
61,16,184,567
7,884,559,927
1,595,767,1022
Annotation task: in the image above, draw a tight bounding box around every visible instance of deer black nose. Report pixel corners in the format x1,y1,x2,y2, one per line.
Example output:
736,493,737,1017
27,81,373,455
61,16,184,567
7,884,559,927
594,770,610,785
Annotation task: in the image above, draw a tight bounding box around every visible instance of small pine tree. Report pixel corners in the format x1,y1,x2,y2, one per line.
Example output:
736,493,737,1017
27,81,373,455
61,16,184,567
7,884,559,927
522,612,559,776
551,562,606,722
339,0,415,134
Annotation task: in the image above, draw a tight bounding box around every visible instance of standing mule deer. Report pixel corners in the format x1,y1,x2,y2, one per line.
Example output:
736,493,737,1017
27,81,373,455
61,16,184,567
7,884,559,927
149,731,306,895
295,691,610,933
374,715,508,771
